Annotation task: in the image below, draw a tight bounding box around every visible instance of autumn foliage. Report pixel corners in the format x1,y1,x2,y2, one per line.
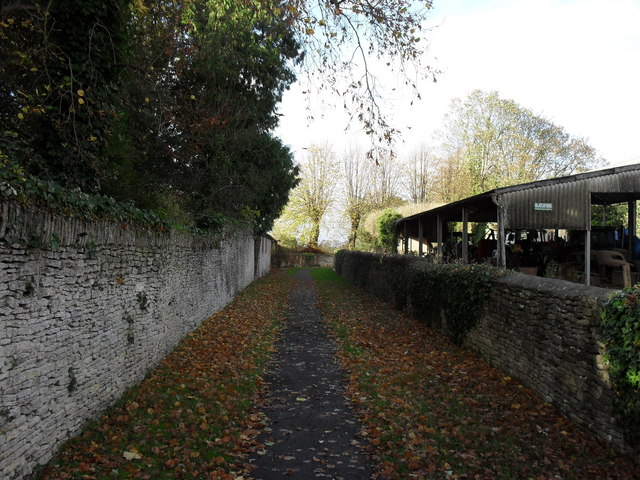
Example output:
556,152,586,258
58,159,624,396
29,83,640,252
35,267,640,479
312,268,639,479
0,1,299,233
40,271,291,480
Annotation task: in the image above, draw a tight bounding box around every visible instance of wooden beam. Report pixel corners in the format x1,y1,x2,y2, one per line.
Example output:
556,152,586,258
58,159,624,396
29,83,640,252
494,198,506,269
436,213,443,263
418,219,424,257
629,200,637,260
585,229,591,286
461,207,469,265
403,222,408,254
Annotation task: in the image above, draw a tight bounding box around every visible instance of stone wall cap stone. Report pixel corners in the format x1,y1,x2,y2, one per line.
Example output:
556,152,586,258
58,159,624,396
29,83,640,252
495,272,613,303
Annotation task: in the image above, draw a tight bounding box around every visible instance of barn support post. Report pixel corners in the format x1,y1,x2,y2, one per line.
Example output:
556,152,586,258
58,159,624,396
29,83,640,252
418,218,424,257
585,229,591,286
436,213,443,263
403,222,408,254
492,195,506,269
629,200,637,260
461,207,469,265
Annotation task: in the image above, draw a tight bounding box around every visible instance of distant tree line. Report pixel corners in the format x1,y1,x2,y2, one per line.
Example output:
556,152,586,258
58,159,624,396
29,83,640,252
273,90,604,251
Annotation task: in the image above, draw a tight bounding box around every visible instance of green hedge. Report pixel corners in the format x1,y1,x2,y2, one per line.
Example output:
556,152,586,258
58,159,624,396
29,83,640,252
334,251,504,344
1,156,169,230
601,284,640,447
407,261,503,344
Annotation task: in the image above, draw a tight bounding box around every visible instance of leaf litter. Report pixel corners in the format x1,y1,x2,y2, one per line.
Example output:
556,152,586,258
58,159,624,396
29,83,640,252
38,267,640,479
311,267,639,480
41,270,291,480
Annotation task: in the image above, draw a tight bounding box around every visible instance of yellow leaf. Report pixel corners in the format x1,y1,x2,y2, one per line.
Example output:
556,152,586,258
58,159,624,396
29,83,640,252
144,97,150,103
305,28,315,35
77,89,85,97
190,95,196,100
88,136,97,142
123,451,142,460
78,98,85,105
17,113,24,120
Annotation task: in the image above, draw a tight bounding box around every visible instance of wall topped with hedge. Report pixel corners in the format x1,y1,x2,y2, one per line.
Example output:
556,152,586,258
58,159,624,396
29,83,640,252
334,250,637,459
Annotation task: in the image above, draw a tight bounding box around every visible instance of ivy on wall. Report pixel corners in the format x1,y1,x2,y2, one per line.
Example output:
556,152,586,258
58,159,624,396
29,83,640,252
600,284,640,447
1,155,169,230
334,250,505,344
408,262,504,344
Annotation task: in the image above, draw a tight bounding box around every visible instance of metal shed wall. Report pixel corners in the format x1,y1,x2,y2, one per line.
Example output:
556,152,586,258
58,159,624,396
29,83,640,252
501,170,640,230
501,183,589,230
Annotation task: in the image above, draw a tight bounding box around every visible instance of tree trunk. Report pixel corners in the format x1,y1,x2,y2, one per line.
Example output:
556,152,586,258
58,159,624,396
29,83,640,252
348,217,360,249
310,221,321,248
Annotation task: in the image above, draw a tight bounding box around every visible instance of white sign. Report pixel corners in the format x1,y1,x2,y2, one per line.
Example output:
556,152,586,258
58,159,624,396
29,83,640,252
534,202,552,211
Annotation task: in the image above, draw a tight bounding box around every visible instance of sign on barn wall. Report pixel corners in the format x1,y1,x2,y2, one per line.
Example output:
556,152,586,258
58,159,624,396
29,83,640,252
534,202,553,211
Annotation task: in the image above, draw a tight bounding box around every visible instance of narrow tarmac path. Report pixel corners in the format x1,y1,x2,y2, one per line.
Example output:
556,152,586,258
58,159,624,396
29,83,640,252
248,269,373,479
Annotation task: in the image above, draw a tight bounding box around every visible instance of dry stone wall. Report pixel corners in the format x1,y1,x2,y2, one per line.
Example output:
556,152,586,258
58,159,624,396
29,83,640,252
0,201,272,480
333,252,630,455
466,275,623,448
272,252,334,268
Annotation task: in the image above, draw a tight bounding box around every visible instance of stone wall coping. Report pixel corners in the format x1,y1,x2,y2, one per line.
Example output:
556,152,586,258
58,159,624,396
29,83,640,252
0,200,254,250
495,271,614,304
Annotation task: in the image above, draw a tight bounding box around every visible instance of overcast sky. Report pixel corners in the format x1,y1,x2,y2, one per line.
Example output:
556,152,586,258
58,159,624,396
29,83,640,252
275,0,640,168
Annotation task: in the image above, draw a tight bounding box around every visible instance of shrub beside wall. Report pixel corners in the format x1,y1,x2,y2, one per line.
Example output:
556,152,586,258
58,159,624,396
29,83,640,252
334,250,503,343
334,250,635,457
0,201,272,480
600,284,640,448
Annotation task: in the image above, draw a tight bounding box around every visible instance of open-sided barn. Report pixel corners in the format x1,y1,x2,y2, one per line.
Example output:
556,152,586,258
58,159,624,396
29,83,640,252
396,163,640,286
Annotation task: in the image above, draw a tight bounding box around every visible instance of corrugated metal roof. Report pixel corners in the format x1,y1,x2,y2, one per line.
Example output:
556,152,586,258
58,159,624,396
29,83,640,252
397,163,640,239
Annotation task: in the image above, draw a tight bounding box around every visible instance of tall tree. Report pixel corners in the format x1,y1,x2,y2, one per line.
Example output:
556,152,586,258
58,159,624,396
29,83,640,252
403,145,434,204
342,146,373,249
297,144,339,247
1,0,436,232
272,144,338,247
370,151,403,208
1,0,300,232
436,90,604,198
